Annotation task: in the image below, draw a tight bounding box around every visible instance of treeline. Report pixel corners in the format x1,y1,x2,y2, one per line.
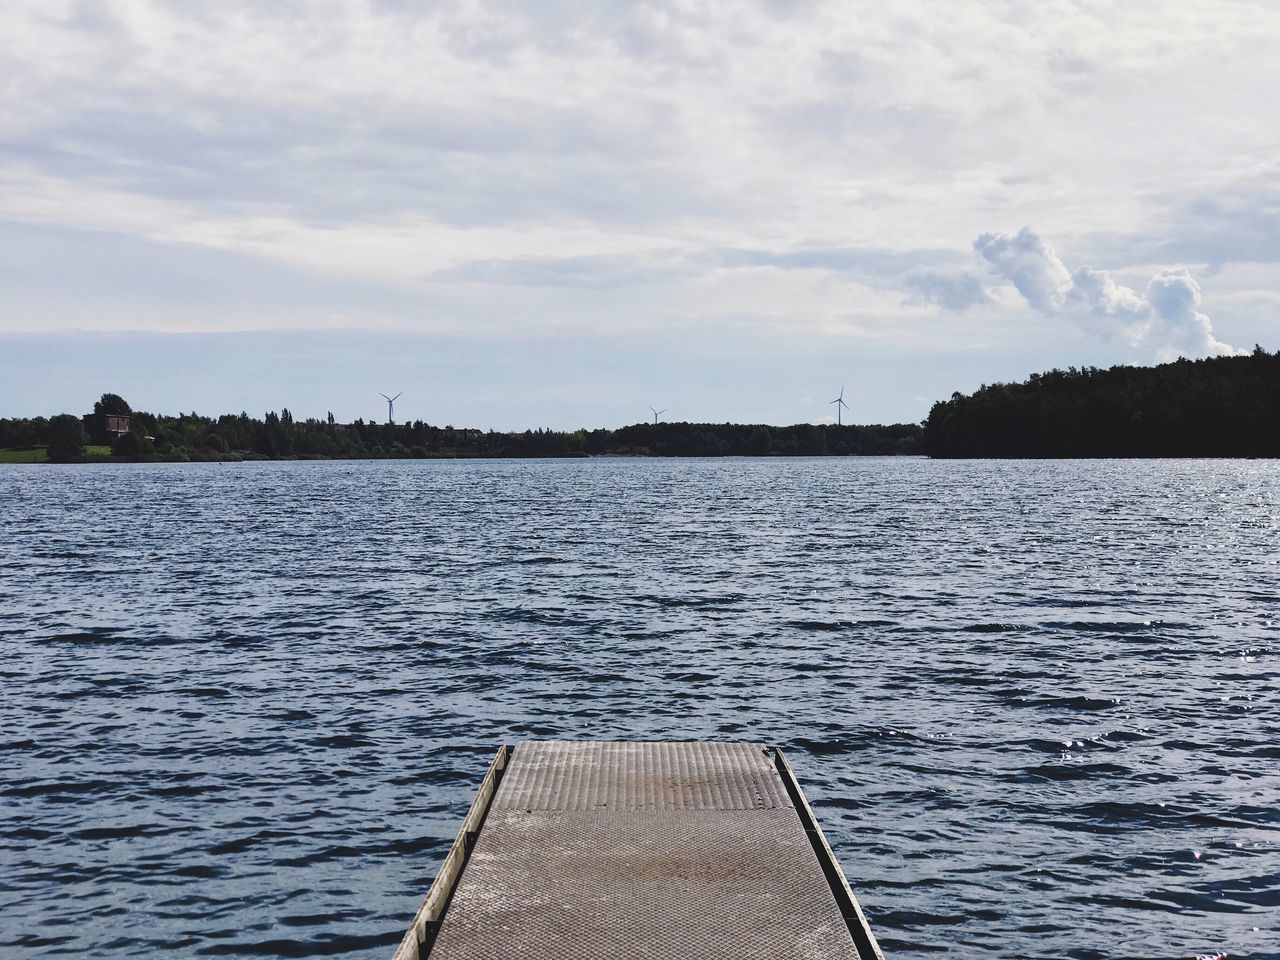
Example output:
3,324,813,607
924,347,1280,458
592,421,921,457
0,397,923,461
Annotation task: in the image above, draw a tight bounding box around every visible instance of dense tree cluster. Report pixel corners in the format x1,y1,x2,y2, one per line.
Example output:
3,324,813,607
0,395,923,461
46,415,87,462
924,348,1280,458
594,422,921,457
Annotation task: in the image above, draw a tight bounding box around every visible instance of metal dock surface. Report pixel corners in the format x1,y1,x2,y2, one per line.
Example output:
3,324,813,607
393,741,883,960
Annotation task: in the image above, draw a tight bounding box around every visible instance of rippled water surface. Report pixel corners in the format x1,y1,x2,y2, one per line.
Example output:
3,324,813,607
2,458,1277,959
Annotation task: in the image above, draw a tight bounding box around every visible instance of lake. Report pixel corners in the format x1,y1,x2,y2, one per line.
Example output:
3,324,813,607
1,458,1276,958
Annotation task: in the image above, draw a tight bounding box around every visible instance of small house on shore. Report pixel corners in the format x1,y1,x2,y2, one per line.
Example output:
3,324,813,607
83,412,130,444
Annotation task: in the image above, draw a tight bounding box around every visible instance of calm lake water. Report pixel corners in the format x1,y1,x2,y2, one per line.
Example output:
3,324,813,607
2,458,1277,959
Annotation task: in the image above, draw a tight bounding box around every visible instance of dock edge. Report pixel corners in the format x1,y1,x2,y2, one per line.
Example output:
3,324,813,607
773,747,886,960
390,746,509,960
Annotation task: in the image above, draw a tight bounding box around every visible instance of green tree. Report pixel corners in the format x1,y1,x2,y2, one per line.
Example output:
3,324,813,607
747,426,772,455
47,415,86,461
253,420,277,457
798,425,827,456
112,429,151,457
94,393,132,416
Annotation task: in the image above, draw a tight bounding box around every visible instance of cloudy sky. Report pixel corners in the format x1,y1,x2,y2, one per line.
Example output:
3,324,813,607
1,1,1277,427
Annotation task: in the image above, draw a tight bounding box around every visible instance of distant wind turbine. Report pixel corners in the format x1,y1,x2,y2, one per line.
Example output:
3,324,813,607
381,392,402,425
830,386,849,426
649,406,667,425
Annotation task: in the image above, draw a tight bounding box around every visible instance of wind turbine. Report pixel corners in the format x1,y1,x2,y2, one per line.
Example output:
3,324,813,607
381,392,402,425
649,406,666,425
830,386,849,426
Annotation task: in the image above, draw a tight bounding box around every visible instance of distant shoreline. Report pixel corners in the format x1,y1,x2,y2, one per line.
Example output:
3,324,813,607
2,414,925,463
7,450,1278,465
1,448,928,465
8,348,1277,463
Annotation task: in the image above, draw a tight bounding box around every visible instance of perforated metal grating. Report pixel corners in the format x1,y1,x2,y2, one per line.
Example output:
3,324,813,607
427,741,863,960
491,740,793,812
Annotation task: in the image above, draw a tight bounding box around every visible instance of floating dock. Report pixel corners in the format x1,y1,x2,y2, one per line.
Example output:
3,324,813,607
393,741,884,960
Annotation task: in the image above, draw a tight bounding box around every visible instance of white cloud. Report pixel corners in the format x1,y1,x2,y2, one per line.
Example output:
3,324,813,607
0,0,1277,421
428,253,693,289
1143,268,1241,362
902,270,990,311
976,228,1244,361
973,230,1071,312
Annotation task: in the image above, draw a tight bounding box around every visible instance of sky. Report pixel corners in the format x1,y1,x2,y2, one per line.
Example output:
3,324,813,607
1,0,1277,428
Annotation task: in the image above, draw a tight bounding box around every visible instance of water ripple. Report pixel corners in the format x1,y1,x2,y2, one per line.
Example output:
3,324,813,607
2,457,1277,959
